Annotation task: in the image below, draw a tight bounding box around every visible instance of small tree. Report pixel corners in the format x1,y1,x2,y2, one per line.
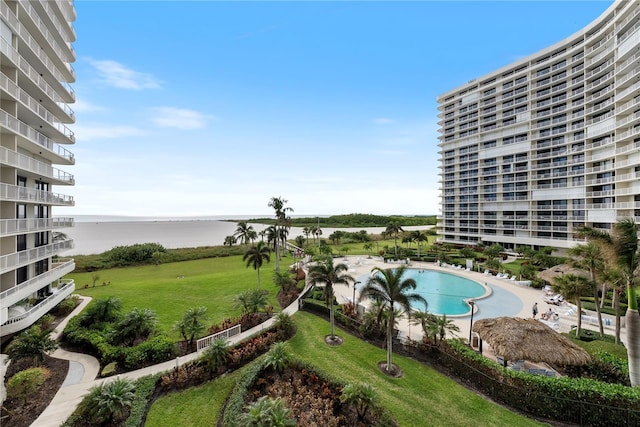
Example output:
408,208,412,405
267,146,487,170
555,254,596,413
243,241,271,289
201,338,229,378
7,325,58,366
87,377,136,425
6,367,50,405
264,342,292,374
82,296,122,325
111,308,158,346
173,306,209,351
340,382,377,422
243,396,295,427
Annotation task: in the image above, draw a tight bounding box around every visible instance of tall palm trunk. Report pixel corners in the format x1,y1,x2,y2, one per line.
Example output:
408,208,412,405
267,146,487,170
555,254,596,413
614,290,621,345
574,297,583,338
590,271,604,336
274,226,280,273
626,285,639,386
329,303,335,339
386,303,394,371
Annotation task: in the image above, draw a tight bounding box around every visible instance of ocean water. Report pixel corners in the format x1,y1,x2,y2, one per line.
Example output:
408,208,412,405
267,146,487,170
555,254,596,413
59,216,431,256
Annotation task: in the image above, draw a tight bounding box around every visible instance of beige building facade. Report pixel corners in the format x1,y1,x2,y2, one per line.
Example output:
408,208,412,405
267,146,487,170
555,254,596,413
0,0,76,336
437,1,640,252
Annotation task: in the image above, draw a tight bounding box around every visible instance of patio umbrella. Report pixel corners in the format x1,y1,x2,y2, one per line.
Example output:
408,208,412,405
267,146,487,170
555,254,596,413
537,263,588,284
472,317,591,366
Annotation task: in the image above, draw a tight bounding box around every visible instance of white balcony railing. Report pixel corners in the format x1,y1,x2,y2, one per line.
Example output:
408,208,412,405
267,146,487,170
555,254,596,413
0,36,75,107
0,147,74,184
0,183,74,206
0,259,75,307
0,1,74,81
0,73,75,138
0,110,74,162
0,280,75,336
0,217,73,236
0,239,74,274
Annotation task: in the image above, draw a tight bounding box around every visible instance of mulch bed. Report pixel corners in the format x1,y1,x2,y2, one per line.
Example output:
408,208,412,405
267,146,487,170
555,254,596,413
2,355,69,427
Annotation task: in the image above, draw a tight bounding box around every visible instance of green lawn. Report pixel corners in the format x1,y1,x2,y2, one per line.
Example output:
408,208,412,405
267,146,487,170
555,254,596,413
67,256,281,339
146,312,542,427
145,367,248,427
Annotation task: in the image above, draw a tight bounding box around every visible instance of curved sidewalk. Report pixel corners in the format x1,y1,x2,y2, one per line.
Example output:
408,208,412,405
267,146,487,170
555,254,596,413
31,289,304,427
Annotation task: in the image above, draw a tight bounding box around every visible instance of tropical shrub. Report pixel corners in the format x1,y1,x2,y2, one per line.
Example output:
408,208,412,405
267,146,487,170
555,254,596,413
7,325,58,366
6,367,50,405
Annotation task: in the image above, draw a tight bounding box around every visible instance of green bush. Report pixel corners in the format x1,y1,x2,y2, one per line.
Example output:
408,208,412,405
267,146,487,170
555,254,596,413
7,367,50,405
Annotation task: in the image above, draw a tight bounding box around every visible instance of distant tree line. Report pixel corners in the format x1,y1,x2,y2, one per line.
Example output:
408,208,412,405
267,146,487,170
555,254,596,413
243,213,437,228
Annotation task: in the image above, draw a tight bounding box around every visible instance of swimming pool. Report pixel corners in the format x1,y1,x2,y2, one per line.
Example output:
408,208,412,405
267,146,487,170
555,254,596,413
360,269,487,316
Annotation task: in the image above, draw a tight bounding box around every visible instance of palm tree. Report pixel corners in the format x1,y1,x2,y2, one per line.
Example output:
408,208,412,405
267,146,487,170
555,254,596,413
234,289,269,314
307,257,354,341
7,325,58,366
243,396,296,427
303,227,312,245
234,221,255,245
385,222,404,257
340,382,377,422
224,235,237,246
264,225,277,250
412,231,427,258
88,377,135,425
436,313,460,343
552,273,594,338
201,337,229,378
111,308,158,346
173,306,209,351
410,311,440,345
359,266,427,373
268,196,294,272
83,296,122,325
568,242,606,336
243,241,271,289
579,219,640,386
599,267,626,344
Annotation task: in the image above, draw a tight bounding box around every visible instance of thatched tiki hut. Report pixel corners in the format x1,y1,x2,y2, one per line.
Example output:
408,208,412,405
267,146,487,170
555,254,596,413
537,264,588,284
472,317,591,368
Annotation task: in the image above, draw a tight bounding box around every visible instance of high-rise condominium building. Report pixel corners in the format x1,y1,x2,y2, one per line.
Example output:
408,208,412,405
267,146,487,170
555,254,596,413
437,1,640,252
0,1,76,337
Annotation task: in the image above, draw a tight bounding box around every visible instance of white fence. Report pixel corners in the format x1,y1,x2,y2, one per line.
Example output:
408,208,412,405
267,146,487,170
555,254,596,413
196,324,242,352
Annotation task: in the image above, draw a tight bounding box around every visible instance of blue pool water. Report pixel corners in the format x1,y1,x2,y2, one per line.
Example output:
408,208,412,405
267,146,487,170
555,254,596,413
361,269,486,316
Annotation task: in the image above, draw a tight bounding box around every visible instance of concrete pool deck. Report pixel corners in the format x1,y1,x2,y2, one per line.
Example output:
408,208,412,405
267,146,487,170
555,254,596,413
330,256,627,345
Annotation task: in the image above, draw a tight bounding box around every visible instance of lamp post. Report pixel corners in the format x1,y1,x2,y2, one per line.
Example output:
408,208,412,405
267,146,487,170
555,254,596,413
468,300,476,345
353,281,361,304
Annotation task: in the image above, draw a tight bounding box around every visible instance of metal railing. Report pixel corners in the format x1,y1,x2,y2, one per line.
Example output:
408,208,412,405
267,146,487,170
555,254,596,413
196,324,242,352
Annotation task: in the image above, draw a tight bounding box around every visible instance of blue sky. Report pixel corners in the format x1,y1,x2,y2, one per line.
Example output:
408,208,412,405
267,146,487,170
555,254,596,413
57,0,612,218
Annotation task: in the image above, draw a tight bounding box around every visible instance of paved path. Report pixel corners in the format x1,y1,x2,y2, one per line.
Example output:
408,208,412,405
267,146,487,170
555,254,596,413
31,286,305,427
29,256,628,426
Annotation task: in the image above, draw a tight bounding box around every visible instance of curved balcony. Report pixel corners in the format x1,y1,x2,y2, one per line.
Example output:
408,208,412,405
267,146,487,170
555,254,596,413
0,183,74,206
0,259,75,307
0,239,74,275
0,280,75,336
0,217,73,237
0,147,74,185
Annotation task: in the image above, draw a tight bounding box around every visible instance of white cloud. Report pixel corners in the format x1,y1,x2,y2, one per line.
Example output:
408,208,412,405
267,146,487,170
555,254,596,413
89,59,162,90
72,98,105,113
72,124,147,141
150,107,214,130
372,117,396,125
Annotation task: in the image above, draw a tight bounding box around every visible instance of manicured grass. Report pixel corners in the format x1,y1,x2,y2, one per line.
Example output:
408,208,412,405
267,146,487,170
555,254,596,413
145,312,542,427
288,312,542,427
145,366,248,426
68,256,281,339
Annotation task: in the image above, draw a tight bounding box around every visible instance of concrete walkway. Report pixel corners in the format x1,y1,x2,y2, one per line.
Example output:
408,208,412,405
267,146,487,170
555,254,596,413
329,256,627,344
29,256,628,426
31,288,305,427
